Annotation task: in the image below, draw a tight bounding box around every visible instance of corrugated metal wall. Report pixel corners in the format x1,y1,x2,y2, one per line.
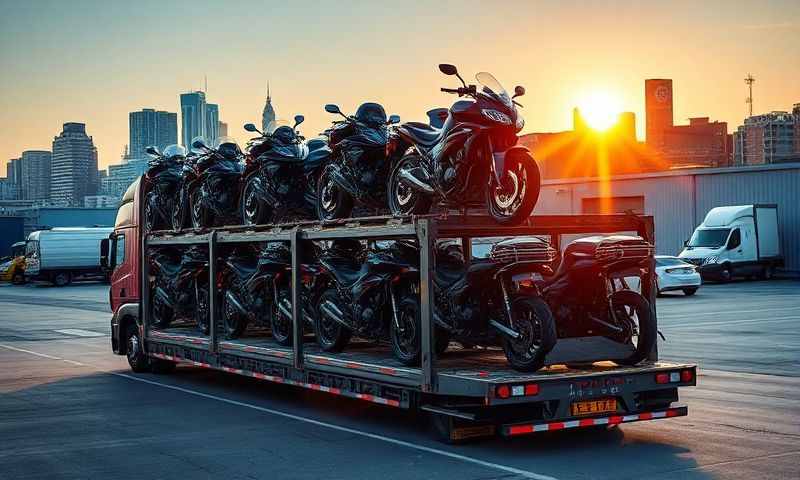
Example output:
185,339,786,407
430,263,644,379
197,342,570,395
539,164,800,272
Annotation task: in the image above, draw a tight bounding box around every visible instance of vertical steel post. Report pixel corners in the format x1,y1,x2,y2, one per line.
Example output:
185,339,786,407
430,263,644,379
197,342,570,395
291,227,303,369
208,231,218,353
141,235,150,349
462,236,472,267
418,218,436,392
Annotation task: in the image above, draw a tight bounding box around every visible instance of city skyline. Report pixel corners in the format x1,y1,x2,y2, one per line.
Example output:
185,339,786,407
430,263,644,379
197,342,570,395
1,1,797,171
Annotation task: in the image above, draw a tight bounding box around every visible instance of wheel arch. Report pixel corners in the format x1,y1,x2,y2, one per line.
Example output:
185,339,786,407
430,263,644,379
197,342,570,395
112,303,140,355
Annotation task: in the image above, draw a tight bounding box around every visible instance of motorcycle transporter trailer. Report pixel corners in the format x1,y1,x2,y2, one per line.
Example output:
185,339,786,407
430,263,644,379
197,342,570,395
110,209,696,443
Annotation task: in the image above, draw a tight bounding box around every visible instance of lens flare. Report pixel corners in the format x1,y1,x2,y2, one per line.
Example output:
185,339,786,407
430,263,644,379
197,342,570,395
578,91,622,131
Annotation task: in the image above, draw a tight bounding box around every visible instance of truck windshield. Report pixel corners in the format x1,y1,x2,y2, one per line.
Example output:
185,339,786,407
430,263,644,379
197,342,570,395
688,228,730,248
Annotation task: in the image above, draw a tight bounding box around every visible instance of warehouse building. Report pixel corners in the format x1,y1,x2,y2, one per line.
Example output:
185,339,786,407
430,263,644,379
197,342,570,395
535,162,800,274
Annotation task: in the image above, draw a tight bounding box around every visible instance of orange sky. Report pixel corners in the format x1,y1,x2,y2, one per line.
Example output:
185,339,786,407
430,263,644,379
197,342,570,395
1,1,798,171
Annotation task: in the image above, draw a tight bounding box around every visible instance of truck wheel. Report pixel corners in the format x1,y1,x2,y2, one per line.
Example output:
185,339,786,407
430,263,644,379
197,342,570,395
682,287,698,296
12,273,25,285
761,266,774,280
125,324,150,373
52,272,71,287
719,265,732,283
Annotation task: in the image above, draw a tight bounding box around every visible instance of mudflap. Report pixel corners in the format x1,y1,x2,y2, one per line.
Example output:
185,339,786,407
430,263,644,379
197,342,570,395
427,410,496,444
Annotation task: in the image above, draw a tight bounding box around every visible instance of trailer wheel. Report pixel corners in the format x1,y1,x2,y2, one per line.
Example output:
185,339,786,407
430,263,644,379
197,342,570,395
52,272,71,287
125,324,150,373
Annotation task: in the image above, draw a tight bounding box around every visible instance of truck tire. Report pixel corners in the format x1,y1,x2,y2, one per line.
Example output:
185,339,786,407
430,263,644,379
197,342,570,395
52,272,71,287
125,324,150,373
682,287,698,296
761,265,774,280
719,265,732,283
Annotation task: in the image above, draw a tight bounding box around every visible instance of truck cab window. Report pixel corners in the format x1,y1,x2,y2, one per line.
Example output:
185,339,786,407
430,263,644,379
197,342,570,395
112,235,125,269
727,228,741,250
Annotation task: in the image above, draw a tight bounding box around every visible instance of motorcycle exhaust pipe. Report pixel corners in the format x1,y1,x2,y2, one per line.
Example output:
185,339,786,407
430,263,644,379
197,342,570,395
319,300,350,328
398,167,434,194
489,319,521,339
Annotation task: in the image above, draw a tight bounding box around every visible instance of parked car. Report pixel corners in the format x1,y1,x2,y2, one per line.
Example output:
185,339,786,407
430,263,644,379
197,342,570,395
655,256,701,296
678,204,783,281
0,241,26,284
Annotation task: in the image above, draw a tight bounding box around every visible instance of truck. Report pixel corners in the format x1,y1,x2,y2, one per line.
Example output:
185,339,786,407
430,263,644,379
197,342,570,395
105,178,696,442
679,204,783,281
25,226,114,286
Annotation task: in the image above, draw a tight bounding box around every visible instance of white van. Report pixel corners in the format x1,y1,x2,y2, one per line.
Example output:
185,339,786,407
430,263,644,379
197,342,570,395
25,227,114,286
678,205,782,281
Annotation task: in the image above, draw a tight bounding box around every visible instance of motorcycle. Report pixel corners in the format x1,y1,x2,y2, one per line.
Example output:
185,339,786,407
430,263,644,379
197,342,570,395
387,64,541,225
391,238,557,371
143,145,185,233
149,246,210,334
539,235,657,365
240,116,329,226
313,240,419,360
219,242,293,339
315,103,400,220
171,151,202,231
270,239,323,345
185,137,245,228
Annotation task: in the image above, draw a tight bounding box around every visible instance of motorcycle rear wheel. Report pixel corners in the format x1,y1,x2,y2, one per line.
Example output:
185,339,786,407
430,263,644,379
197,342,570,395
241,176,271,226
501,297,556,372
222,287,249,339
172,189,187,231
609,290,656,366
388,155,432,217
314,288,352,352
190,190,209,229
486,152,540,225
316,170,353,221
270,287,293,346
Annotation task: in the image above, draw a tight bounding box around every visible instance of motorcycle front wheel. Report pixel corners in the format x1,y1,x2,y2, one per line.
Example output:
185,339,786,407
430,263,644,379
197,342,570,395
172,189,186,231
486,152,541,225
609,290,656,366
387,155,432,217
190,190,209,229
314,288,352,352
195,283,210,335
501,297,556,372
389,292,452,366
222,287,249,339
316,170,353,221
270,286,293,346
241,176,271,226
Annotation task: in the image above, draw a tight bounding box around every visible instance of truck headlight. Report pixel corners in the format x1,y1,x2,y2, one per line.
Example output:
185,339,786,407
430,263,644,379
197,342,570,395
481,109,512,125
704,255,719,265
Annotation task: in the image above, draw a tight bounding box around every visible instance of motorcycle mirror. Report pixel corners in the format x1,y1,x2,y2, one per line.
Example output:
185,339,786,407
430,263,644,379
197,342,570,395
513,85,526,98
324,104,341,115
293,114,305,128
243,123,260,133
192,138,210,150
388,114,401,125
145,146,161,157
439,64,458,76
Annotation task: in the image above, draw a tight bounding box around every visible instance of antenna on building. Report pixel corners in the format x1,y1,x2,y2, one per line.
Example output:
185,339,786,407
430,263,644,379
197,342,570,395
744,73,755,117
204,75,208,94
267,81,271,101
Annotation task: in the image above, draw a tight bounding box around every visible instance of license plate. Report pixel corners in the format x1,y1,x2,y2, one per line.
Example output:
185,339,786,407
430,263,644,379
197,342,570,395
571,398,617,416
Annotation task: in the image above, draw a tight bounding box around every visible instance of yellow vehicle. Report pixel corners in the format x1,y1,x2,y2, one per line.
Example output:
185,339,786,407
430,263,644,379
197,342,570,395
0,241,26,284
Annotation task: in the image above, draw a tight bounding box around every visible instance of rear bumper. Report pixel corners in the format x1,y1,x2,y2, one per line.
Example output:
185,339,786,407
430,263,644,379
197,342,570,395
502,405,687,437
658,273,702,291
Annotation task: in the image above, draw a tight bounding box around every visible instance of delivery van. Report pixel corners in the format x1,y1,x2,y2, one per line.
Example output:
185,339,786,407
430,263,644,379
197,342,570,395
25,227,115,286
678,204,782,281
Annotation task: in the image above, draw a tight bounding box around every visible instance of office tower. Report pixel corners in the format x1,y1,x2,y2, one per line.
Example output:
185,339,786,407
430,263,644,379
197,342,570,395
206,103,219,145
50,123,99,206
180,91,207,148
645,79,673,147
18,150,51,202
129,109,178,158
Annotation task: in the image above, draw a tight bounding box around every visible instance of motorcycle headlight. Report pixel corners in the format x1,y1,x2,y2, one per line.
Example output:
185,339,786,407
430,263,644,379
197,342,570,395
515,114,525,132
481,109,512,125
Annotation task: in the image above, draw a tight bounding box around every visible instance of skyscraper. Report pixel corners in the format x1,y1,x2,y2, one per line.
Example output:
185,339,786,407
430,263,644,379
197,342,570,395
129,109,178,158
180,91,207,148
262,83,276,132
645,79,673,147
18,150,51,202
218,121,228,138
206,103,219,145
50,123,99,206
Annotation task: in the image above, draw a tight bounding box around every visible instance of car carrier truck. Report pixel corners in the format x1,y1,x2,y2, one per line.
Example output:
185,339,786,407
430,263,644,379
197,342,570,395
104,178,696,442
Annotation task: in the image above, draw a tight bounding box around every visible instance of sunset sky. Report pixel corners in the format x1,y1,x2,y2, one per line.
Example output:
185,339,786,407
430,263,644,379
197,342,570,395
1,0,798,170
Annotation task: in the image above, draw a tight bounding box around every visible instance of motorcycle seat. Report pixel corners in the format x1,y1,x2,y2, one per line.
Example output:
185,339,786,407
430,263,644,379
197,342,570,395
323,257,369,288
401,122,442,147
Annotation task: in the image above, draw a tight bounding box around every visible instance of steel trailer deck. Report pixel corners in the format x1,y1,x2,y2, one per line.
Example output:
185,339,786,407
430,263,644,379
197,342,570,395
139,213,696,440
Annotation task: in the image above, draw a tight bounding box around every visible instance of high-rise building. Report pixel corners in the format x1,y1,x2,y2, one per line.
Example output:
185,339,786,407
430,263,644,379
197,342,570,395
102,157,148,200
645,79,673,147
50,123,99,206
180,91,207,148
129,109,178,158
262,83,276,132
17,150,51,202
660,118,731,168
205,103,219,145
7,158,20,198
793,103,800,155
733,111,797,165
218,121,228,137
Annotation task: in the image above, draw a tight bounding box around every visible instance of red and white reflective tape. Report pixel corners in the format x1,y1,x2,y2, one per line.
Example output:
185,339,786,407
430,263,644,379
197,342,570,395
150,352,401,408
503,407,687,436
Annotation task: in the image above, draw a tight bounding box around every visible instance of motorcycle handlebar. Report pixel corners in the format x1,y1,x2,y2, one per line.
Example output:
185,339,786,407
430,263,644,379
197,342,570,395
441,87,459,94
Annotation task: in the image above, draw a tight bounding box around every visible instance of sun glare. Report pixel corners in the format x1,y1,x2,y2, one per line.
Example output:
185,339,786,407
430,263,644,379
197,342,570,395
578,91,622,131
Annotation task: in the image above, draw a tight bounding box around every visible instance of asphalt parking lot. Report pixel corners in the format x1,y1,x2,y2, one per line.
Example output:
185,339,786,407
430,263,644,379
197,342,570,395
0,279,798,479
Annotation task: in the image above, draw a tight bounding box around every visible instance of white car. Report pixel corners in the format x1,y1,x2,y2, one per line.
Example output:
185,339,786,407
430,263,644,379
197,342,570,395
655,256,702,296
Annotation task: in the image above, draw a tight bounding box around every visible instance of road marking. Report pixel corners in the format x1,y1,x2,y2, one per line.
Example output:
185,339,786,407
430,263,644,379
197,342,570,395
659,306,797,320
664,314,800,329
0,342,558,480
54,329,106,337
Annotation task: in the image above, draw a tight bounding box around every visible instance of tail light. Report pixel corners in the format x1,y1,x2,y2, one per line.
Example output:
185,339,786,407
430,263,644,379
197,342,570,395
496,383,539,399
656,369,694,384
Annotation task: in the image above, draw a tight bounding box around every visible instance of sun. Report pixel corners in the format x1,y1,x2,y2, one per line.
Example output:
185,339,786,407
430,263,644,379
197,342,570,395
577,91,622,131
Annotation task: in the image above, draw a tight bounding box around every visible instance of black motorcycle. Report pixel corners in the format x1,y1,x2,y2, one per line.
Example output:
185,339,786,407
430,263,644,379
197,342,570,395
171,151,202,231
149,246,210,334
218,243,293,339
315,103,400,220
313,240,419,359
392,239,557,371
539,235,657,365
186,137,245,228
387,64,541,225
240,117,329,226
143,145,185,232
270,240,323,345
